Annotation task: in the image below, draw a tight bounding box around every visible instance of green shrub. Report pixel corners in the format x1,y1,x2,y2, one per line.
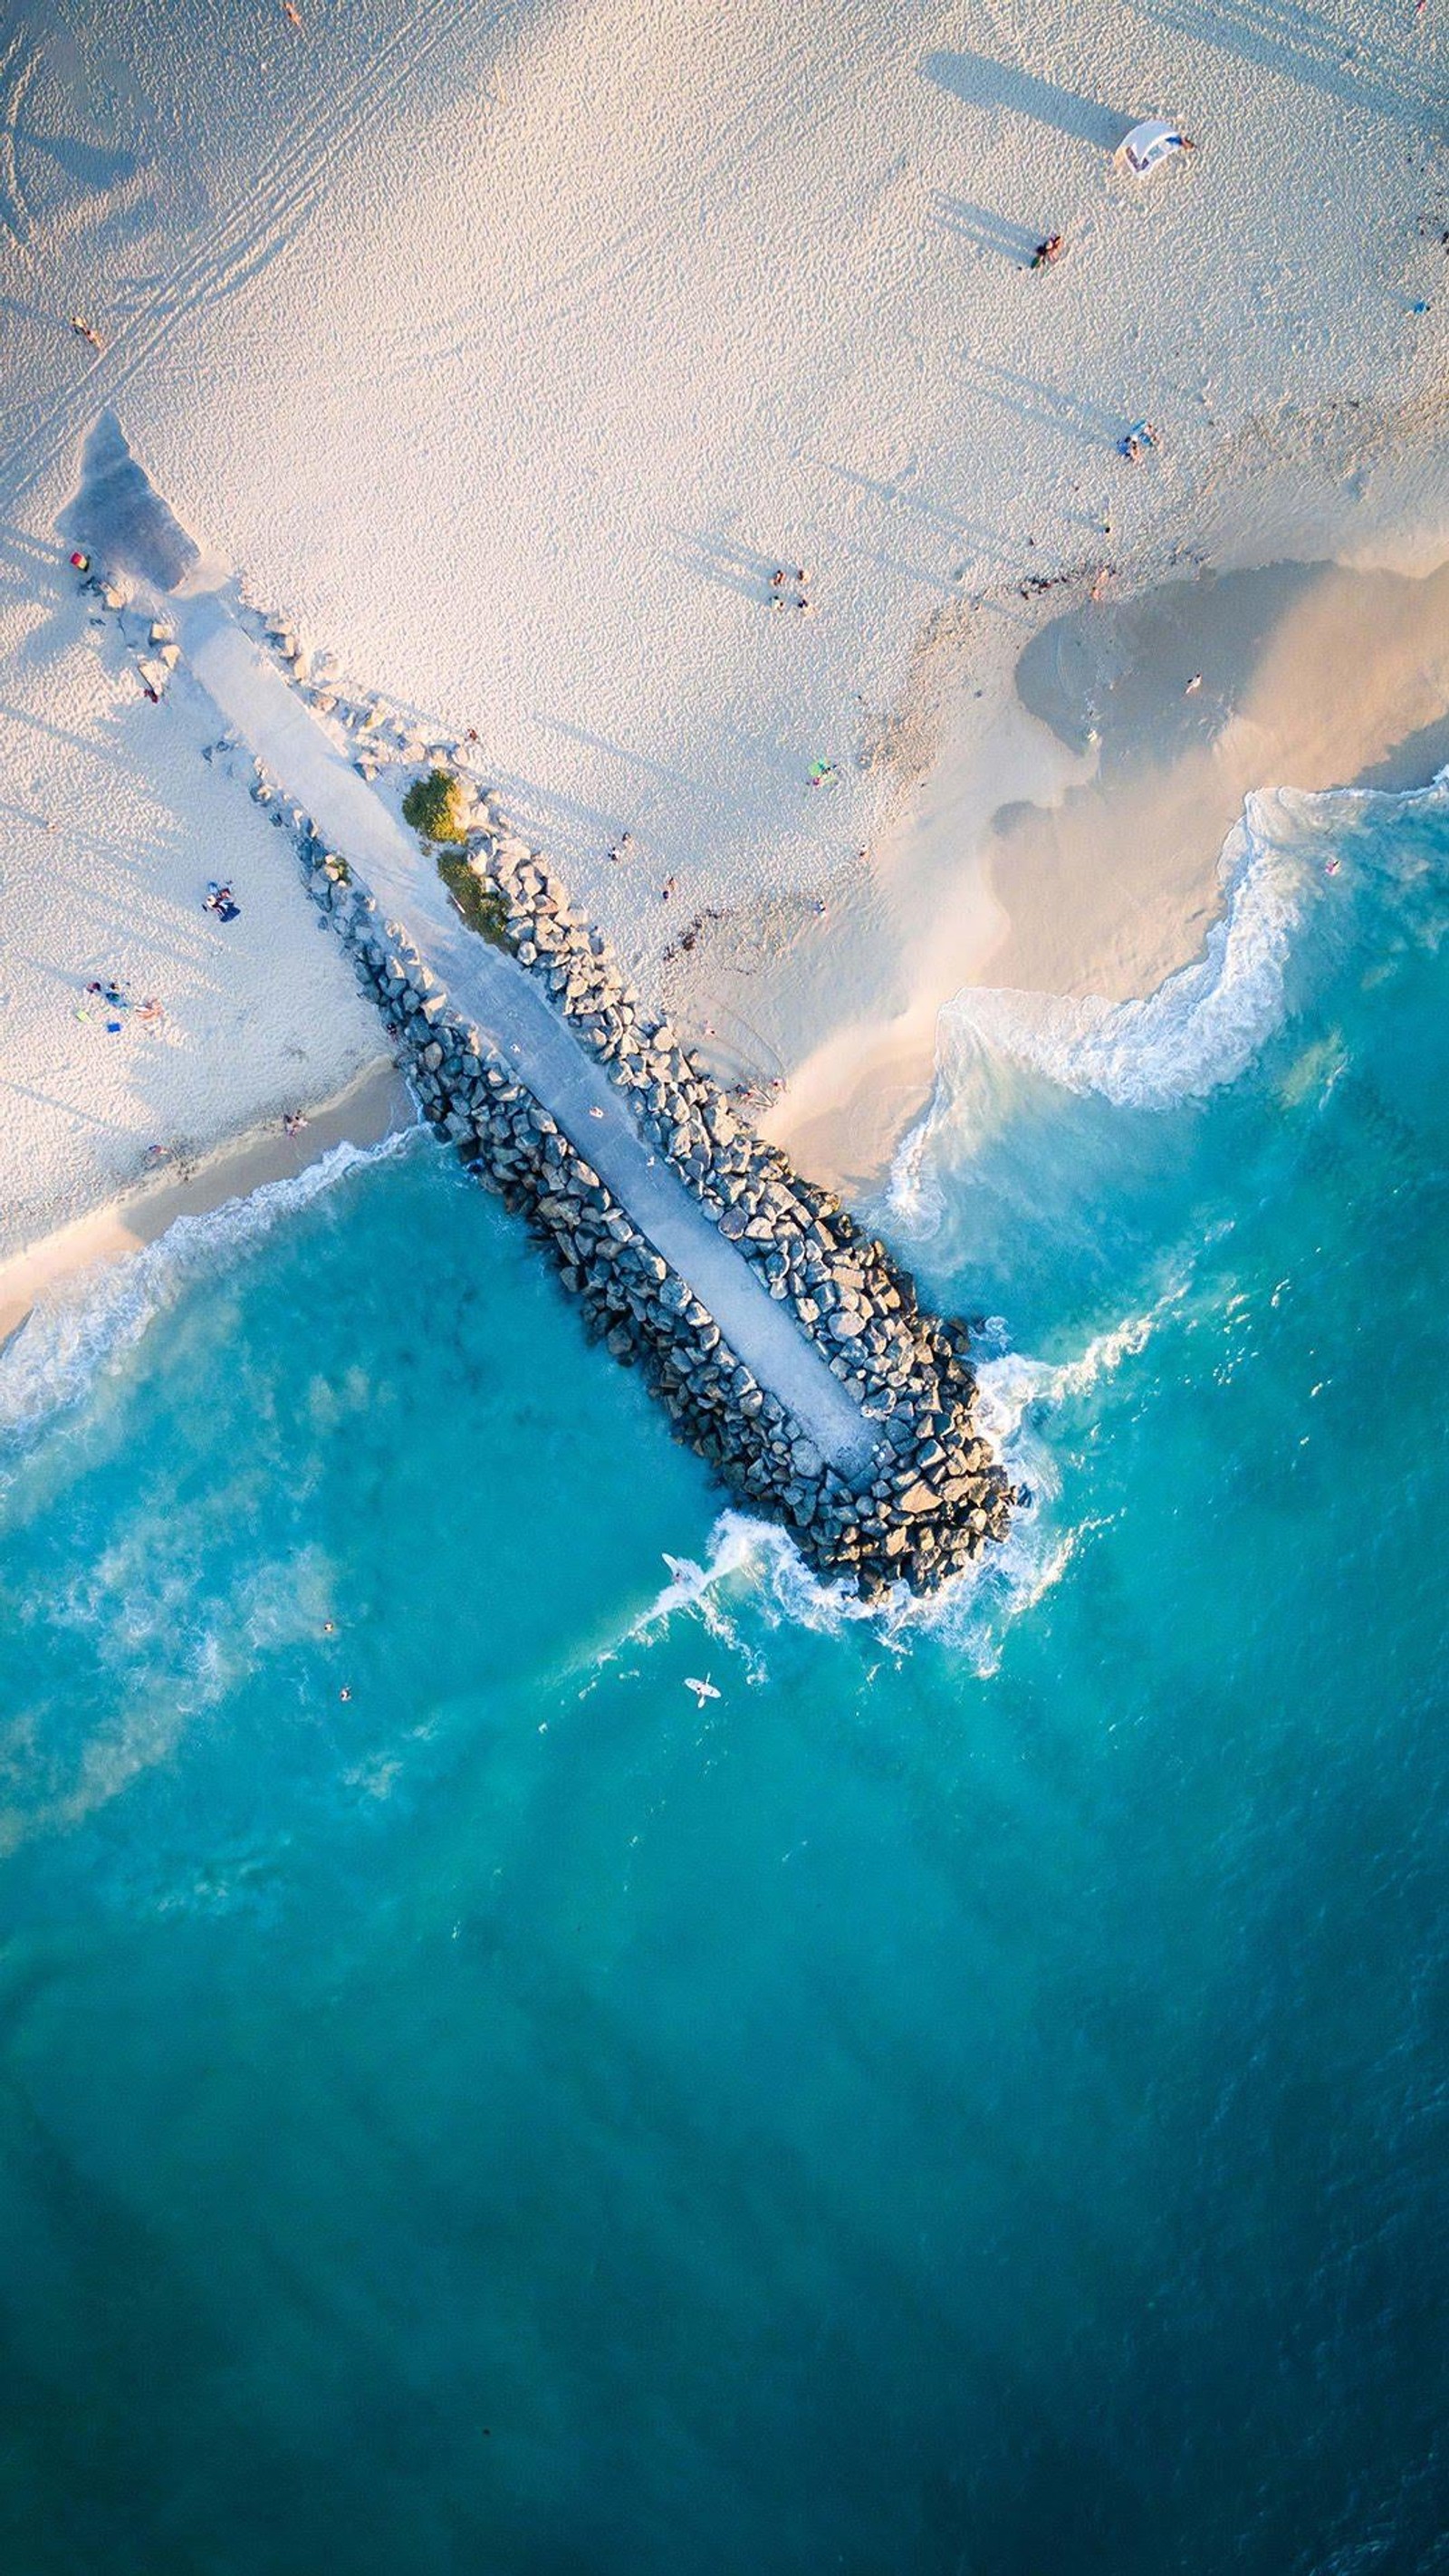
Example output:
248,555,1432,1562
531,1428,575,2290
403,767,468,844
437,851,509,945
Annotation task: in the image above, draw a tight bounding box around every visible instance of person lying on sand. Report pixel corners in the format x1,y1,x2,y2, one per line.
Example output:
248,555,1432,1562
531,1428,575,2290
204,881,241,922
69,314,102,351
1030,234,1064,269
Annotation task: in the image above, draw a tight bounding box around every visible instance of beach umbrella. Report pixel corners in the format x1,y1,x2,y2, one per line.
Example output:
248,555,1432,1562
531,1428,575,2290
1115,120,1194,177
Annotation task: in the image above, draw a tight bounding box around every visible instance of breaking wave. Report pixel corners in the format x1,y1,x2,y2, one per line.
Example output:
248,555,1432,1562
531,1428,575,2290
945,793,1309,1110
0,1131,412,1460
622,1291,1173,1677
887,785,1339,1232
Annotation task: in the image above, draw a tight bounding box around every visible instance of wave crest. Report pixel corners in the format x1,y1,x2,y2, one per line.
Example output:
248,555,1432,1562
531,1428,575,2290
623,1292,1169,1675
887,788,1328,1232
0,1132,411,1459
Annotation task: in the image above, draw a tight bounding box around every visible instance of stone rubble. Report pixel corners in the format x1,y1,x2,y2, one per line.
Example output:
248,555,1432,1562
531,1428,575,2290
282,791,1012,1603
196,593,1013,1600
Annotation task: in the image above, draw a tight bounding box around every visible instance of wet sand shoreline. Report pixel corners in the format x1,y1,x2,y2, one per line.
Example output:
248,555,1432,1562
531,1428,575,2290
0,1062,412,1349
744,544,1449,1197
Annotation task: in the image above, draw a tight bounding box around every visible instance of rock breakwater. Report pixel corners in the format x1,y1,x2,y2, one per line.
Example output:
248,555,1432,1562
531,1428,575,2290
71,524,1011,1600
295,801,1012,1602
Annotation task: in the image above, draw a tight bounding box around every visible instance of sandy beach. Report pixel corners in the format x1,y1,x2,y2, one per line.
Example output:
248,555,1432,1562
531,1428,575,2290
0,1060,410,1349
4,0,1449,1297
764,541,1449,1192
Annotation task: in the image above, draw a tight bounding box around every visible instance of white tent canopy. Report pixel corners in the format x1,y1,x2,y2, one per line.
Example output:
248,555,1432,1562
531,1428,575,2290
1116,119,1192,176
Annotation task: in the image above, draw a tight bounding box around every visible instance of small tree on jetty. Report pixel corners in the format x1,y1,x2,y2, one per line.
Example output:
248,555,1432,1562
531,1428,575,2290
403,767,468,844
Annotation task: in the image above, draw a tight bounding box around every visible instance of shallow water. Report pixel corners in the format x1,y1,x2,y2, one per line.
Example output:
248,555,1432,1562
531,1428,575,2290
4,783,1449,2573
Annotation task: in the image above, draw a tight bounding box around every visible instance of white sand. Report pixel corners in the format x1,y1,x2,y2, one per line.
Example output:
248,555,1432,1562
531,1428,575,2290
0,575,388,1257
766,548,1449,1190
4,0,1449,1268
0,1061,409,1346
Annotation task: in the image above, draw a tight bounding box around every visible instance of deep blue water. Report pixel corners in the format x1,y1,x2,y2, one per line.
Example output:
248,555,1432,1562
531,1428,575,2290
3,783,1448,2575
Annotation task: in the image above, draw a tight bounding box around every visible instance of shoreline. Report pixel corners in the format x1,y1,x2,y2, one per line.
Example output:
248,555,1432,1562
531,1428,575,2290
0,1061,412,1348
8,526,1449,1332
7,0,1449,1296
732,532,1449,1197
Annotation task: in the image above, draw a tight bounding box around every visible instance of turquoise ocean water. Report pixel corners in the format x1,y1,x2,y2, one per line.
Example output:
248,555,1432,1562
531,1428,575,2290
4,780,1449,2572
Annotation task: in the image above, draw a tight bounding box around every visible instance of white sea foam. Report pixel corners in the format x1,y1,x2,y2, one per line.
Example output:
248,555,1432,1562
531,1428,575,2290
972,1284,1183,1451
947,795,1308,1107
888,790,1319,1230
0,1130,412,1456
625,1289,1171,1676
630,1495,1065,1679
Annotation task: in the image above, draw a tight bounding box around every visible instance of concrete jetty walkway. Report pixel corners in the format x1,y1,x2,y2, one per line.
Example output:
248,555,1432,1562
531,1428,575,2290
171,591,878,1479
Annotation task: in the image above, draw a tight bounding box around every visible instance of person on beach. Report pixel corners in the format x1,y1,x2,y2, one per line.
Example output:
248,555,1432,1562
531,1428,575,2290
1030,234,1063,269
69,315,101,351
137,997,165,1028
283,1110,307,1137
205,881,241,922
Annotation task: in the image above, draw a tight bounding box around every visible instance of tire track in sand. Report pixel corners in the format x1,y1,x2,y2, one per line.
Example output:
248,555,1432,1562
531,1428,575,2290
0,30,37,252
0,0,504,513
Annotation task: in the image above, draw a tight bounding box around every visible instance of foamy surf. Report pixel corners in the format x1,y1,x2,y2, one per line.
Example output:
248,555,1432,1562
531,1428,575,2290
622,1292,1168,1676
887,787,1326,1233
628,1496,1066,1680
0,1131,412,1459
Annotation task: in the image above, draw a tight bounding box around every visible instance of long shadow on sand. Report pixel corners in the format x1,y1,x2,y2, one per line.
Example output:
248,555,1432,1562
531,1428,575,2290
920,51,1132,151
1127,0,1431,124
932,195,1042,266
953,360,1126,450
